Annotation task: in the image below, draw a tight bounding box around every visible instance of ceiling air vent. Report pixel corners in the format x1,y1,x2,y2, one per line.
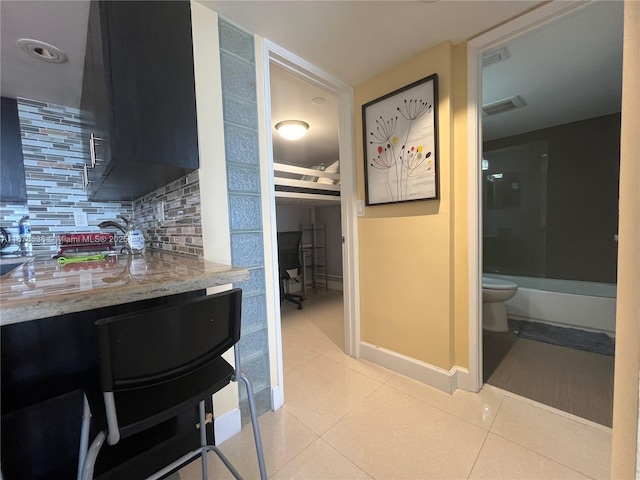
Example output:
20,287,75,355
482,47,510,67
482,95,526,117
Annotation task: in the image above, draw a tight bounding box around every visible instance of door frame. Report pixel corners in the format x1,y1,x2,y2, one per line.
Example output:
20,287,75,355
466,0,593,391
257,38,360,406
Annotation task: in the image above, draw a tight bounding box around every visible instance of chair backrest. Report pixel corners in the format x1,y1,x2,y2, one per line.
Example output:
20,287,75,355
277,231,302,278
95,288,242,392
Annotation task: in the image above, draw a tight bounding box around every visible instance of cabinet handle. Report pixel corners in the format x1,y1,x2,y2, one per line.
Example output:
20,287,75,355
82,163,92,191
89,133,103,168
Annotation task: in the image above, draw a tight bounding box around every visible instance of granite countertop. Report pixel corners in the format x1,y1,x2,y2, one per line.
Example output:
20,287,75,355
0,251,249,326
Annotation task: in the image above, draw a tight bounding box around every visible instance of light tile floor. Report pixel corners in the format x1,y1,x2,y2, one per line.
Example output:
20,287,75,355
180,290,611,479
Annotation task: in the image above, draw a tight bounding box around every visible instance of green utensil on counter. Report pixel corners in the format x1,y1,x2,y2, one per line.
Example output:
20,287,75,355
57,253,107,265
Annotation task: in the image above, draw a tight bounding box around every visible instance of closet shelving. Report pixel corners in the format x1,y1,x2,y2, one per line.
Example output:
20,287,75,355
300,223,328,295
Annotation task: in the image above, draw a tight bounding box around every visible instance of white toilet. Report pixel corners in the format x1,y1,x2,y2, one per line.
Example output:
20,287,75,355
482,276,519,332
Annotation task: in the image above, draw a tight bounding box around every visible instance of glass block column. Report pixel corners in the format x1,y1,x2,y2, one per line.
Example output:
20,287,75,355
218,18,271,421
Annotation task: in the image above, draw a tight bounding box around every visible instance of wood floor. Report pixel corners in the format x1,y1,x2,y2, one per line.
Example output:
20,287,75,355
483,324,615,427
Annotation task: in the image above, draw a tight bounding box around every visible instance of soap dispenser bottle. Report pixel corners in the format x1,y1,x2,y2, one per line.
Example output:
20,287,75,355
120,216,146,254
18,215,32,256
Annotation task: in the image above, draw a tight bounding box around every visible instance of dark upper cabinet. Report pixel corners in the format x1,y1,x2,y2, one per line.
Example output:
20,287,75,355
81,1,199,201
1,97,27,204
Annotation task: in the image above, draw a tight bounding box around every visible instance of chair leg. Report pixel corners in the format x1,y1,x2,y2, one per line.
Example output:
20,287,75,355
80,431,106,480
198,401,208,480
232,344,267,480
77,395,92,480
239,373,267,480
283,293,304,310
202,446,243,479
131,400,246,480
147,449,217,480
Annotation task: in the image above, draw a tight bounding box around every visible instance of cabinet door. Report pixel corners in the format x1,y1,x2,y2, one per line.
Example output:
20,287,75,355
80,0,113,193
0,97,27,203
105,1,199,170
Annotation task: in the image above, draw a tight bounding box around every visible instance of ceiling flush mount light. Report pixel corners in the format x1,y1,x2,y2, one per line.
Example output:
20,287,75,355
18,38,68,63
275,120,309,140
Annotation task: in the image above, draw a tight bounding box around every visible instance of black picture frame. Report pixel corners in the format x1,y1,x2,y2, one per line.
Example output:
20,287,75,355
362,73,439,205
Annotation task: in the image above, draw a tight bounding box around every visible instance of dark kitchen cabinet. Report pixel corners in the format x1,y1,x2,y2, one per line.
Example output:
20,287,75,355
1,97,27,203
81,1,199,202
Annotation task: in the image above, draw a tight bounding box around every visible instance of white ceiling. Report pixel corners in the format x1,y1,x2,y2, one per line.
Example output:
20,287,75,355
482,1,623,141
0,0,89,108
204,1,549,86
270,64,340,167
0,1,623,168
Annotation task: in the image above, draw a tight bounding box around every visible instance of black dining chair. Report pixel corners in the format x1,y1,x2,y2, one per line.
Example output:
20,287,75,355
277,231,305,310
79,288,267,480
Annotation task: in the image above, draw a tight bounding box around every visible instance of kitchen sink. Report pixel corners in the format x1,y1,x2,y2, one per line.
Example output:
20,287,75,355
1,262,23,277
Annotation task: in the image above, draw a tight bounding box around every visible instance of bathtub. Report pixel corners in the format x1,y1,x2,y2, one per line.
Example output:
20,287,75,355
483,273,617,336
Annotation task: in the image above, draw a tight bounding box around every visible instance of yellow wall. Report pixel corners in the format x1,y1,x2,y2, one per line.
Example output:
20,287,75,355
356,41,469,370
611,0,640,476
451,43,469,368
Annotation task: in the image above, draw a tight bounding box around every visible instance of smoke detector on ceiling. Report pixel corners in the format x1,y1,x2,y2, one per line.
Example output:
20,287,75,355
18,39,68,64
482,95,526,117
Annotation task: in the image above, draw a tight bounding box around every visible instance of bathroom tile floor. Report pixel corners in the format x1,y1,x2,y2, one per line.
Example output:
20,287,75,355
179,290,611,479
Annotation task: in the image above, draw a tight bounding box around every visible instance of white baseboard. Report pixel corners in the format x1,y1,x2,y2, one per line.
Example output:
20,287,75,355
214,407,241,445
453,366,473,392
271,385,284,410
360,342,471,394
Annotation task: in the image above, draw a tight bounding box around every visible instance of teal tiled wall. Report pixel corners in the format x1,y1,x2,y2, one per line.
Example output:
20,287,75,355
218,18,271,420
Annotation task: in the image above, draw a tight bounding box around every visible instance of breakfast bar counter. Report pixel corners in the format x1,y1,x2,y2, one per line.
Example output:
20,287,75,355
0,251,249,480
0,250,249,325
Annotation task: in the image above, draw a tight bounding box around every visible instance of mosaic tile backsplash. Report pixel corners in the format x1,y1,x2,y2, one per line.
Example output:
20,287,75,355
0,99,203,257
0,99,132,255
133,170,203,257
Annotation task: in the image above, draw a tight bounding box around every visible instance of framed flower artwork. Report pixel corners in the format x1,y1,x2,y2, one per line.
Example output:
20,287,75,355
363,74,439,205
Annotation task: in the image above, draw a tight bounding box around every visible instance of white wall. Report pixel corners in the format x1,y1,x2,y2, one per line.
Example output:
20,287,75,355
275,204,312,231
315,205,343,280
276,203,344,287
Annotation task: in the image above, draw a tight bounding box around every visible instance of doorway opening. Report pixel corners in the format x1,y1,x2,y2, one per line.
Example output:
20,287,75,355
260,41,359,407
269,62,346,352
470,1,622,427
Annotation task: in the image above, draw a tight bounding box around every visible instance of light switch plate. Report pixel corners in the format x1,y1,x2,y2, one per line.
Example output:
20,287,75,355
74,212,88,227
356,200,365,217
